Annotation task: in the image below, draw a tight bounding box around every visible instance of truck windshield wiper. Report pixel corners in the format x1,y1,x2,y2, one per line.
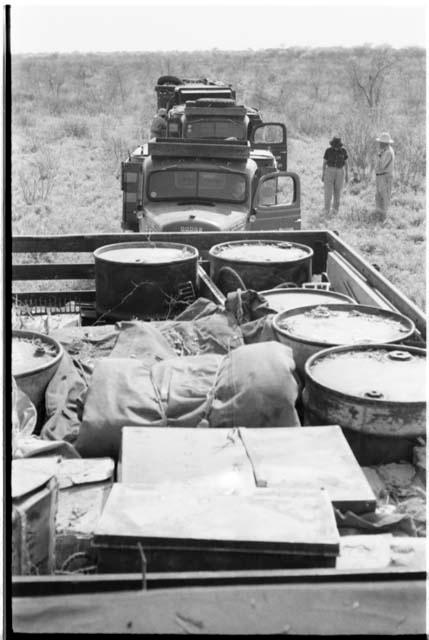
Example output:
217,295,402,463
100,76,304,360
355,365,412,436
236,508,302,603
178,201,216,206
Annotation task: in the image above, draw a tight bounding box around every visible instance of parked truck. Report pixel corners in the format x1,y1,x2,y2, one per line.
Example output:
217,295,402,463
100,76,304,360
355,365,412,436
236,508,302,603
121,138,300,232
166,98,288,170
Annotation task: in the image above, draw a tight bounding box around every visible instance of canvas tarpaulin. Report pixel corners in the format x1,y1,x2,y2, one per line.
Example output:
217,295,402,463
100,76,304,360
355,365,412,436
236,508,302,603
76,342,300,459
38,293,288,450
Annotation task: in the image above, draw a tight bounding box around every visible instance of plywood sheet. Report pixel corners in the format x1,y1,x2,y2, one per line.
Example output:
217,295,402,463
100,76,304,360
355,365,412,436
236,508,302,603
119,427,255,492
94,484,339,556
238,426,376,513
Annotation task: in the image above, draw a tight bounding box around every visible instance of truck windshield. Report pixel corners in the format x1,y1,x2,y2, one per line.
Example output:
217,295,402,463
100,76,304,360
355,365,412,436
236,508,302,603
148,170,247,203
185,120,246,140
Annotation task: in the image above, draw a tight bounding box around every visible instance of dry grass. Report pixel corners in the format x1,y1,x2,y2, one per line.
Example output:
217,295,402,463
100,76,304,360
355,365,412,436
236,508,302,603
11,48,426,309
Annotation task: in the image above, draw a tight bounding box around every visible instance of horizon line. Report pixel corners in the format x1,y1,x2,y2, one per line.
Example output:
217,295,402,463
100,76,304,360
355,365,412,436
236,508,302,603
12,43,426,56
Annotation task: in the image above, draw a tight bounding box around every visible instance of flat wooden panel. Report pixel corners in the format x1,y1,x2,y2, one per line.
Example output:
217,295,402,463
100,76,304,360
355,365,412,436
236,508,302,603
94,484,339,555
120,427,254,491
238,426,376,514
12,579,426,634
13,552,427,597
12,263,94,281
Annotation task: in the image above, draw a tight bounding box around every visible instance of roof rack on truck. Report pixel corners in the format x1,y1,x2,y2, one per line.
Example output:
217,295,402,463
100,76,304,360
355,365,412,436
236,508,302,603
148,138,251,160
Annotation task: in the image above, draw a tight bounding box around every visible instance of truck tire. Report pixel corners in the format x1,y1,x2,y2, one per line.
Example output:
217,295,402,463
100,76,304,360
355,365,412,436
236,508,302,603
157,75,182,86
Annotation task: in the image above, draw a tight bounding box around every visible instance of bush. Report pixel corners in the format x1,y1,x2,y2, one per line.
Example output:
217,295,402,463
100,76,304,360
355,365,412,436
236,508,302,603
394,127,426,188
18,148,58,204
62,117,90,139
340,111,375,180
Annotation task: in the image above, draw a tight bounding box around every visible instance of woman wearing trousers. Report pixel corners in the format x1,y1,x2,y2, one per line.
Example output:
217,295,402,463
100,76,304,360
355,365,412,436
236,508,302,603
322,136,349,217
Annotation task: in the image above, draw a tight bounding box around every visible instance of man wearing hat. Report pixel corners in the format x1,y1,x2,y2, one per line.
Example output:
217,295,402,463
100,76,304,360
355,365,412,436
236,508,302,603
375,132,395,221
150,108,168,140
321,136,349,217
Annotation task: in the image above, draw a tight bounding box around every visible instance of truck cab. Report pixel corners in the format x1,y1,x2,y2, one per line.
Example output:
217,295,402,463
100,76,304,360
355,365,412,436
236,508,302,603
121,139,300,233
166,99,288,170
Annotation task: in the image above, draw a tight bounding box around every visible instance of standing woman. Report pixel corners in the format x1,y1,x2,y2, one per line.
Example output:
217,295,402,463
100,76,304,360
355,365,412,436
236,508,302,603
374,132,395,222
322,136,349,217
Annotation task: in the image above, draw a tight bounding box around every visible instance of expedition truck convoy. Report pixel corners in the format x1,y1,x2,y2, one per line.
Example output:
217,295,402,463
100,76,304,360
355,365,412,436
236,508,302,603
155,75,288,170
121,138,300,233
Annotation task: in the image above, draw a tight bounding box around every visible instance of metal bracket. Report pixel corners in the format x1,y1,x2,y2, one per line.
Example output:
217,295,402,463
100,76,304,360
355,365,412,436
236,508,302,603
137,543,148,590
302,281,331,291
176,280,197,306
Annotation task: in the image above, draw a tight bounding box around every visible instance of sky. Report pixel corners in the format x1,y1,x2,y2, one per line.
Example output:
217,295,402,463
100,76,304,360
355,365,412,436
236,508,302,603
9,1,427,54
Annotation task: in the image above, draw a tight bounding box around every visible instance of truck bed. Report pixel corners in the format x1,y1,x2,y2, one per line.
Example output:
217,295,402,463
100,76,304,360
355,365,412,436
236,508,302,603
10,230,427,634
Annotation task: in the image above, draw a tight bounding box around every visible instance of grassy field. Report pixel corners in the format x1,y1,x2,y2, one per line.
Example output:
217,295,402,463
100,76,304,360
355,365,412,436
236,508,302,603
11,47,426,309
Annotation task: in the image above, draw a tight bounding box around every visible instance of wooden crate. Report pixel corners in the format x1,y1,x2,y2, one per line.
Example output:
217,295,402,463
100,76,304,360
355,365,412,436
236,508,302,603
12,460,58,575
55,458,115,572
94,484,340,573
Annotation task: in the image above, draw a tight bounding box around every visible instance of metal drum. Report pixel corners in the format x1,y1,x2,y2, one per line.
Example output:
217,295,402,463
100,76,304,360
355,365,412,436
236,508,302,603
272,303,415,378
12,330,64,408
94,242,199,321
303,344,426,465
209,240,313,293
260,288,354,313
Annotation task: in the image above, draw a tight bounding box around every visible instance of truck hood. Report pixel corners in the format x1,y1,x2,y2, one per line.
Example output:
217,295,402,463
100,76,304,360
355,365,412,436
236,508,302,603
144,202,249,231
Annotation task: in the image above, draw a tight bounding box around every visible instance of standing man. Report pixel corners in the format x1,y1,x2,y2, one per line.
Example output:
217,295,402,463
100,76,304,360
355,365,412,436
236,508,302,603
375,132,395,222
321,136,349,217
150,108,168,140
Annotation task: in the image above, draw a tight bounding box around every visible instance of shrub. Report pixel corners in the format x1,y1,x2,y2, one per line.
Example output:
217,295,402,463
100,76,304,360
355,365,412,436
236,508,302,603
340,111,375,180
62,117,90,139
394,127,426,187
18,148,58,204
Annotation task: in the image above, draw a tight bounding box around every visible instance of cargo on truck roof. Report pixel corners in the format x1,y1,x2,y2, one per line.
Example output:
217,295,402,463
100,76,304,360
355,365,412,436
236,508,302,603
148,138,251,161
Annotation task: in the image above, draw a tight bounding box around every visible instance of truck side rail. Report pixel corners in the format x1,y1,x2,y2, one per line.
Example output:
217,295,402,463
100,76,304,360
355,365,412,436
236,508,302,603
11,230,426,338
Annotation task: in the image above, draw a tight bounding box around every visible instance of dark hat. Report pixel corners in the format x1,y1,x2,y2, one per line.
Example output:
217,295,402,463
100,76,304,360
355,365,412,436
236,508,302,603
330,136,342,147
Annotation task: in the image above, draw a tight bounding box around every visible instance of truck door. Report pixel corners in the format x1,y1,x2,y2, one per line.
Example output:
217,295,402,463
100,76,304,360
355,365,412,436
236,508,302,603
250,123,287,170
121,159,144,232
248,171,301,230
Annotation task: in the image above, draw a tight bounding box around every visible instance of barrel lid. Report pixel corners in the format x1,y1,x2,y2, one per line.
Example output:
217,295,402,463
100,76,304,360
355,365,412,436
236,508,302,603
94,242,198,264
12,330,63,378
274,304,414,346
210,240,313,264
261,289,353,313
307,345,426,402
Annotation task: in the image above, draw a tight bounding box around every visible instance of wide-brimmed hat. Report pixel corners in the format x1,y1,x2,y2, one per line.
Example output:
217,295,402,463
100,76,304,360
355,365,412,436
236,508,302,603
376,132,394,144
330,136,342,147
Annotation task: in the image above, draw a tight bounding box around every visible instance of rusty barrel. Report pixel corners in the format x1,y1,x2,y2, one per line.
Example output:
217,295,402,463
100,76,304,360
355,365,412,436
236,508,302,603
12,330,64,409
272,303,416,379
303,344,426,465
94,242,199,321
209,240,313,293
260,288,354,313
